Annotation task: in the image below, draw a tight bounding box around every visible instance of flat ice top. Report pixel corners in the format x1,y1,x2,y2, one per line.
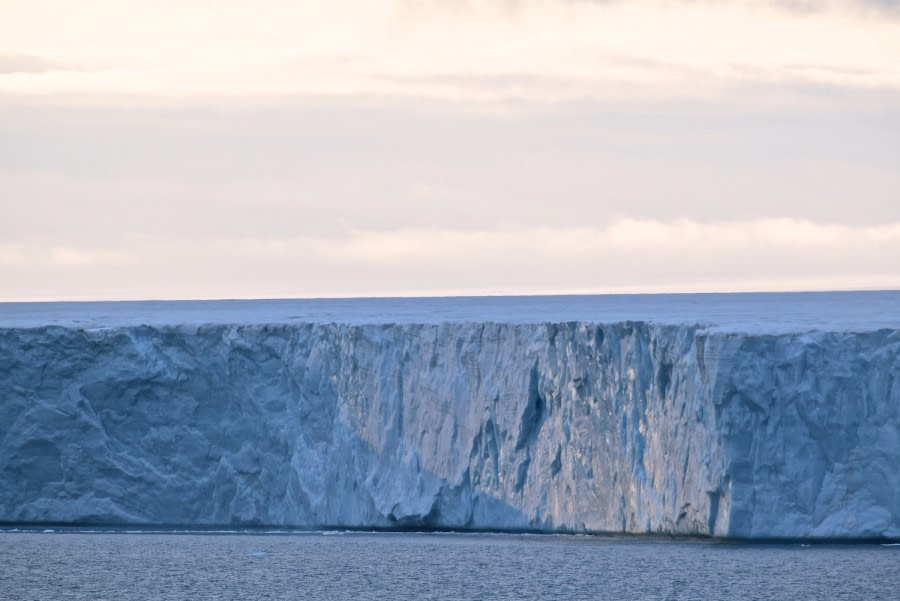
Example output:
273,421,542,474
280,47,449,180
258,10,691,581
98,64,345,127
0,291,898,334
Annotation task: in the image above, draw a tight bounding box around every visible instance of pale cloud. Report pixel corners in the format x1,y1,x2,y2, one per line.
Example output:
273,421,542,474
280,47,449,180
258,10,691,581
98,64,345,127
236,218,900,262
0,54,83,74
1,0,899,102
47,247,137,267
0,244,26,266
599,218,898,250
746,1,900,17
2,1,898,300
2,219,897,301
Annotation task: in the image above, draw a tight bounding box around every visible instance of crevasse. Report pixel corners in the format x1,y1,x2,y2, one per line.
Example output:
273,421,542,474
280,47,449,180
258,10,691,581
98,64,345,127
1,321,898,539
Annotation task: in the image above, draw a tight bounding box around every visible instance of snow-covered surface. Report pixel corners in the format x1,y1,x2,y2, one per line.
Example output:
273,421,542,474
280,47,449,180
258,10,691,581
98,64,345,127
1,290,898,333
1,292,898,539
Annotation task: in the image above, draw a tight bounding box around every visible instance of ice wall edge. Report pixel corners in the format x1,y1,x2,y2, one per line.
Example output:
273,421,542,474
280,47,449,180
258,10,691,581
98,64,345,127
1,322,898,539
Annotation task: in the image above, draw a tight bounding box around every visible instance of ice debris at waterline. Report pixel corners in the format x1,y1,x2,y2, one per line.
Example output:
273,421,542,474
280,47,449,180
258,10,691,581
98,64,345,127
1,292,899,540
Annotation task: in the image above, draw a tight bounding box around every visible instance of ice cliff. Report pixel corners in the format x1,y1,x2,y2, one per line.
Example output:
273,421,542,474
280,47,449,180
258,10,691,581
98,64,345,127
1,294,898,539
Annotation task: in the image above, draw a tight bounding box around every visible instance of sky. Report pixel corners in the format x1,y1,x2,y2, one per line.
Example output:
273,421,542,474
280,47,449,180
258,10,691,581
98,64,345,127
1,0,899,301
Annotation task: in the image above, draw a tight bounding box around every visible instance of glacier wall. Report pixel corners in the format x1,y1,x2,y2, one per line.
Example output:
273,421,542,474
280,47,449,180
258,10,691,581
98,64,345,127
1,322,898,539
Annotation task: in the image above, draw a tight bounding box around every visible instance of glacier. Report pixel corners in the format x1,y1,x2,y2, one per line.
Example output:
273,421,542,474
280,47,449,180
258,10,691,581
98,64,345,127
1,292,898,539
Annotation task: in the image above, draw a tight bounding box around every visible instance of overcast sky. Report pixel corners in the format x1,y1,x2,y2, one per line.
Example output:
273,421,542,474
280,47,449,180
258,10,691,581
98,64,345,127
2,0,899,301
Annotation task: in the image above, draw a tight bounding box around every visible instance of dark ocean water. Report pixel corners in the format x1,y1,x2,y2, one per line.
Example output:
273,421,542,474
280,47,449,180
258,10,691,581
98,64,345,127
1,531,898,600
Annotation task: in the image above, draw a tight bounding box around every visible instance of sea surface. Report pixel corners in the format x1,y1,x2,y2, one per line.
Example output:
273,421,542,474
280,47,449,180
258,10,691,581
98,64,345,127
1,530,898,600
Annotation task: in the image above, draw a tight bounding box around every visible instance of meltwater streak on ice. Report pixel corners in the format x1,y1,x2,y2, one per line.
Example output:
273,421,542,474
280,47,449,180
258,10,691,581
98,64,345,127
0,291,898,539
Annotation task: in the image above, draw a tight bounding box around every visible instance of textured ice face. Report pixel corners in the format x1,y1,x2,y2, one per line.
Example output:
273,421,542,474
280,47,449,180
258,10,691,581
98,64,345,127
1,309,898,539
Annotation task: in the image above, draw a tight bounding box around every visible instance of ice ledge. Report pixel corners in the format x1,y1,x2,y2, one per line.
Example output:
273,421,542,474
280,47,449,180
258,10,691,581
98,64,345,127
1,290,898,333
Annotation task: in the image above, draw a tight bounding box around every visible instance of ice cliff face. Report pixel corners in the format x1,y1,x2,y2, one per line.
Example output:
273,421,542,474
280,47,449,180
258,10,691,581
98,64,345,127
1,319,898,539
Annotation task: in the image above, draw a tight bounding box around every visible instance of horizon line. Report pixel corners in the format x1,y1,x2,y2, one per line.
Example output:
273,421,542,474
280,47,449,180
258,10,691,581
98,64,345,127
3,286,899,305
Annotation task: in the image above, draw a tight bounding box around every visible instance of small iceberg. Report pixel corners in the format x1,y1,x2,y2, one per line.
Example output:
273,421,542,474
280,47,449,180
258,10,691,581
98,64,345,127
249,551,267,558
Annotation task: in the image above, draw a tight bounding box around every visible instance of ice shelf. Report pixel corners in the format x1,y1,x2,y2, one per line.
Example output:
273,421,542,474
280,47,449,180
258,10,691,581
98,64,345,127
1,292,898,538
